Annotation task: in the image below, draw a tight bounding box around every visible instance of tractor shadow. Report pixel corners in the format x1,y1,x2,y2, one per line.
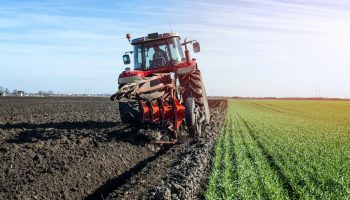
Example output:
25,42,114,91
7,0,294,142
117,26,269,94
1,121,117,130
2,121,147,146
84,145,171,200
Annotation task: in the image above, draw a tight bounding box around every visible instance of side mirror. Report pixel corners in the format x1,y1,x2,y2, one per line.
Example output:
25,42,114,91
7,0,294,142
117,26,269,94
193,42,200,53
123,55,131,64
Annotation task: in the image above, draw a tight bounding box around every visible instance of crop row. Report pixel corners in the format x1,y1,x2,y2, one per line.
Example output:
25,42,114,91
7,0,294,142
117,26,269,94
206,100,350,199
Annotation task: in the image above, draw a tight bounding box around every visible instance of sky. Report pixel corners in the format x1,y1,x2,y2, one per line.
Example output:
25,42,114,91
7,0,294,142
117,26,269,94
1,0,350,97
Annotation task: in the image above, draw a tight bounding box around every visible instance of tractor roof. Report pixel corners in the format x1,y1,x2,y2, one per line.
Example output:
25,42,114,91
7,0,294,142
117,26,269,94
131,32,179,45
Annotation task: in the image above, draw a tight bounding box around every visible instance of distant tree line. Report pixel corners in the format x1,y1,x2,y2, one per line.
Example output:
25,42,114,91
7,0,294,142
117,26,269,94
0,86,54,96
38,90,54,96
0,86,111,97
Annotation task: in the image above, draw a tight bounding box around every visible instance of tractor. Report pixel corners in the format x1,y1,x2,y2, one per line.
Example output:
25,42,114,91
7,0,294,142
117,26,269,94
110,32,210,143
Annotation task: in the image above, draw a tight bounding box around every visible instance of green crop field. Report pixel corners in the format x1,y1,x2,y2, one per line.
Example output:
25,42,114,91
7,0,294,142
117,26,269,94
206,100,350,199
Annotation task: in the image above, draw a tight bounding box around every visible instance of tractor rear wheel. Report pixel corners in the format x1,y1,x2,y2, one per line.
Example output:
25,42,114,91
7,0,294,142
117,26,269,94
178,69,210,124
118,101,140,124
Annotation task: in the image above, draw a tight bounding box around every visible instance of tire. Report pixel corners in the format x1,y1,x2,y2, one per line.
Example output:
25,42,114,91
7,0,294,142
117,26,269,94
196,123,201,135
201,82,210,124
178,70,203,105
178,69,210,124
118,101,140,124
185,97,196,131
118,83,126,89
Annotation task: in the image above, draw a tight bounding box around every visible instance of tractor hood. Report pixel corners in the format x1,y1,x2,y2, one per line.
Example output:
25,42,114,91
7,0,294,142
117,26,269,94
118,70,145,84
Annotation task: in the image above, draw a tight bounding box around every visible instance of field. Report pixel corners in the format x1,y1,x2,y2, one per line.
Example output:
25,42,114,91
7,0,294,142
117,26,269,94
2,97,349,199
206,100,350,199
0,97,227,200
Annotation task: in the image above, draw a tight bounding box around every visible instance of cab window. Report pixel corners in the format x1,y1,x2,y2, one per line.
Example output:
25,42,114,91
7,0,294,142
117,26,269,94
133,45,142,70
144,44,170,69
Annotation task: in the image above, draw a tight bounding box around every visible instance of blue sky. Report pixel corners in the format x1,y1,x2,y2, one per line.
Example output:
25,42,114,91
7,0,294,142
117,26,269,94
1,0,350,97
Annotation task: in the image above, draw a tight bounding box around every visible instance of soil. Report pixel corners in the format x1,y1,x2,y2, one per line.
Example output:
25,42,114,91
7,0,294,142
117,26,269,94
0,97,227,200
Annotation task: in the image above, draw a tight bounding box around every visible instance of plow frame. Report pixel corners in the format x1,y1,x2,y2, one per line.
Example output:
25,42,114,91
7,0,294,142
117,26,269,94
138,84,185,144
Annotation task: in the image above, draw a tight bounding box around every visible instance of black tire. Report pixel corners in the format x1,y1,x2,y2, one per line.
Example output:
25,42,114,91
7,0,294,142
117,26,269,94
110,93,117,101
196,123,201,135
201,82,210,124
118,101,140,124
185,97,196,133
178,69,210,124
178,70,203,105
118,83,126,89
185,97,202,136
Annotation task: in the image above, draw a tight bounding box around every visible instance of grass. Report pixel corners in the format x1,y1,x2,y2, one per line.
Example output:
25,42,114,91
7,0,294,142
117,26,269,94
205,100,350,199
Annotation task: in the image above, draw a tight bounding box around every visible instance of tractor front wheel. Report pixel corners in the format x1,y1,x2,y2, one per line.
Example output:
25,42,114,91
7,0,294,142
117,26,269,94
118,101,140,124
185,97,201,136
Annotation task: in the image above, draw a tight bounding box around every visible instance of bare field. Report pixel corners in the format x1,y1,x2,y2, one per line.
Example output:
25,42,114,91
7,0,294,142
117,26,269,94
0,97,227,200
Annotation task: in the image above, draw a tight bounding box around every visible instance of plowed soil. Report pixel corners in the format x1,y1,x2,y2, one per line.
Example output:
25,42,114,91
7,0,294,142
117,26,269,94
0,97,227,200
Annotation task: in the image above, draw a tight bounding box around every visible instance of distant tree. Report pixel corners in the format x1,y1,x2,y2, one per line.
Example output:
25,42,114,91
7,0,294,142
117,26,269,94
12,89,17,94
47,90,54,96
38,90,45,95
4,88,9,93
0,86,3,93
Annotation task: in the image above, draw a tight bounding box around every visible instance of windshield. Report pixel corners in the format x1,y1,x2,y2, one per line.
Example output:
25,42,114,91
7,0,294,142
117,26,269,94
168,37,185,64
133,45,142,70
145,42,170,69
133,37,184,70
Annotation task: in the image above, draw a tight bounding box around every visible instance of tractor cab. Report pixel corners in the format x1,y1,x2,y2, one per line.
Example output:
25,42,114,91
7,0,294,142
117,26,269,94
122,33,200,72
119,32,200,85
133,34,185,70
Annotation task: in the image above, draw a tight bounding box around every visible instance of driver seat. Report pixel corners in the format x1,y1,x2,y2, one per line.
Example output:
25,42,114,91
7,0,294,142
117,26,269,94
151,57,166,68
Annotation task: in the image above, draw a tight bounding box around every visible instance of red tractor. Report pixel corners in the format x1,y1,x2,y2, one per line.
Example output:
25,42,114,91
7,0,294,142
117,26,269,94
110,32,210,143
